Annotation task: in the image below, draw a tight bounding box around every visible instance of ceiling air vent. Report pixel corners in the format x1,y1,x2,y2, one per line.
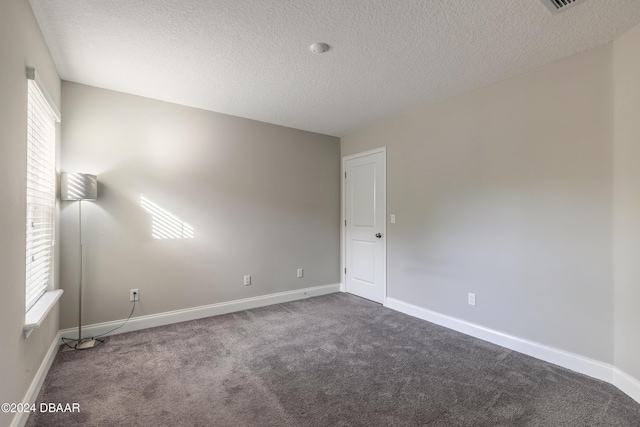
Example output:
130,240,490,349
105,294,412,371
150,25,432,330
540,0,587,14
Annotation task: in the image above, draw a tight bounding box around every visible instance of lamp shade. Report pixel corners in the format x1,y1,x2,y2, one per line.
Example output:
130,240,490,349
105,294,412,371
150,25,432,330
61,173,98,201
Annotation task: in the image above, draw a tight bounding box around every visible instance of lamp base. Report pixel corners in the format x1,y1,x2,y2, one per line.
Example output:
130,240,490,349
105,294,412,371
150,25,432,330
62,339,98,352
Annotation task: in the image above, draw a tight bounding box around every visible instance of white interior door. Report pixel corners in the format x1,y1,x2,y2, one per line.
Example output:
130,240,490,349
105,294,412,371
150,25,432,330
344,150,386,304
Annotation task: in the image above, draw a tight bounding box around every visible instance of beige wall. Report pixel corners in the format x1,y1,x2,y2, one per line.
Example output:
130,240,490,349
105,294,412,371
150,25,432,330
0,0,61,425
613,22,640,381
342,45,614,362
59,82,340,329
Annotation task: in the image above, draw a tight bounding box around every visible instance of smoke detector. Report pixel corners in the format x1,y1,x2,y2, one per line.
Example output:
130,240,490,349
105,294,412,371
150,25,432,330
540,0,587,14
310,43,330,54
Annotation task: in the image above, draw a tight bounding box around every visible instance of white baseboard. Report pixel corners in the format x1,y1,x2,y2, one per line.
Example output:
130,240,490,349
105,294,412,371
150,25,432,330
613,368,640,404
59,284,340,343
13,287,640,427
384,297,640,404
11,331,62,427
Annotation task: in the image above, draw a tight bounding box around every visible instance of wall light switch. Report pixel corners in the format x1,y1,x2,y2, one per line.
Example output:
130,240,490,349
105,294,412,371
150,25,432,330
244,275,251,286
390,214,396,224
468,293,476,306
297,268,303,278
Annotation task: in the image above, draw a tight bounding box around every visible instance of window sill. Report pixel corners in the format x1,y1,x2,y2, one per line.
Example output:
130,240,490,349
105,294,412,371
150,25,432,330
24,289,63,338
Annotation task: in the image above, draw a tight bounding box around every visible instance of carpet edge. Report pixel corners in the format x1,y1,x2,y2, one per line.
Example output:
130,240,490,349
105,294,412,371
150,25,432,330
59,284,341,343
384,297,640,405
614,368,640,404
11,330,62,427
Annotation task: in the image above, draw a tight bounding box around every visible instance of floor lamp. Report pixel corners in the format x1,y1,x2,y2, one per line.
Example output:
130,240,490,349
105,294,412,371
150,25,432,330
61,172,98,350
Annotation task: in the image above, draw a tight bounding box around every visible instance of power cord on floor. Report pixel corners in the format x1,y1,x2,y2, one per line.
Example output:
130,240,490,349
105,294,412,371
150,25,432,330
61,299,136,351
61,335,104,350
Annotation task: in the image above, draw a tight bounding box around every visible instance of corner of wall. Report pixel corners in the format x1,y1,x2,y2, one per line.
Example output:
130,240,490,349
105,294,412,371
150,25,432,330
612,21,640,387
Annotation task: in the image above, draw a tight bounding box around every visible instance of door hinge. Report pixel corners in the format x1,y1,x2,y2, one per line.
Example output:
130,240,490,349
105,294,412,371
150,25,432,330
344,220,346,226
344,172,347,178
344,268,347,274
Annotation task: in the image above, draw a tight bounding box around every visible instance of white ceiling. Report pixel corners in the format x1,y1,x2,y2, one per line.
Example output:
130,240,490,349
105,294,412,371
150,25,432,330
29,0,640,137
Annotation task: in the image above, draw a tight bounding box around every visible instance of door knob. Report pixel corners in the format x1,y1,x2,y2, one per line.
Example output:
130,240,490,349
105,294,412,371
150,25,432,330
375,233,382,238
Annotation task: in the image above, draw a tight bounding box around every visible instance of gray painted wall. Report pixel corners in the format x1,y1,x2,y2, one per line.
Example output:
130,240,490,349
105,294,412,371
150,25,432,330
3,2,638,418
342,45,614,363
613,23,640,381
0,0,61,425
59,82,340,329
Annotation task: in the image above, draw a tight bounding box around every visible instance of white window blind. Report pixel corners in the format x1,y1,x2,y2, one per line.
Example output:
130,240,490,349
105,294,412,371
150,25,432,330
26,67,60,312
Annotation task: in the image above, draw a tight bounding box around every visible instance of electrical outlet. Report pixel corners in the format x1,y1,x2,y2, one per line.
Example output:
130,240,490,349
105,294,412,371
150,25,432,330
130,289,139,302
468,293,476,306
244,275,251,286
297,268,303,278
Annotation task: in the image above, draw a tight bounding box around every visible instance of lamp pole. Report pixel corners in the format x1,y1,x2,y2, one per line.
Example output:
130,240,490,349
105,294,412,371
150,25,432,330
78,199,83,345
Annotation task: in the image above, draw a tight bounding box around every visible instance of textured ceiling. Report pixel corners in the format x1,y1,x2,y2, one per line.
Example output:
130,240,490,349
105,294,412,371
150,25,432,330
29,0,640,137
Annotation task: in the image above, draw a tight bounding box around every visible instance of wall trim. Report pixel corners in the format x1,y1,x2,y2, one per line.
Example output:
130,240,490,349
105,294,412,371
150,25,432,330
385,297,640,404
12,288,639,427
59,284,340,342
12,331,62,427
613,368,640,404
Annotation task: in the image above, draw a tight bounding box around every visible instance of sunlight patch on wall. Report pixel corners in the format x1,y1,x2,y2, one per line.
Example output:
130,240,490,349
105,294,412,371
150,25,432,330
141,194,194,239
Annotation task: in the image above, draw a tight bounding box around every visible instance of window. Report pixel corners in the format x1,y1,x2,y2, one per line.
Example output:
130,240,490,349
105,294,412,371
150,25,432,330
25,67,60,312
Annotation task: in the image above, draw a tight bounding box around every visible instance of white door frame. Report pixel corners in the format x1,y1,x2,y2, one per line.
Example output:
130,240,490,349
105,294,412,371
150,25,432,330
341,146,387,304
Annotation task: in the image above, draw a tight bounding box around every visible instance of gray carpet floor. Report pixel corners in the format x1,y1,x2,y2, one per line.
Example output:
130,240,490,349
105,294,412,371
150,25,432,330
27,293,640,426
